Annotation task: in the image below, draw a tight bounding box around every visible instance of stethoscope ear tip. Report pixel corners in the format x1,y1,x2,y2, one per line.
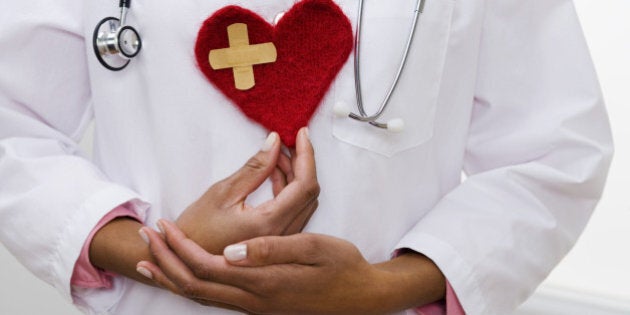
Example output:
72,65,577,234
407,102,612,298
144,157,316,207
334,101,405,133
386,118,405,133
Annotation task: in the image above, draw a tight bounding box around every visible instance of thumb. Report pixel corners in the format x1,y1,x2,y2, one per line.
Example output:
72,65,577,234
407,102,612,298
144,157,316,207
223,234,326,267
219,132,281,201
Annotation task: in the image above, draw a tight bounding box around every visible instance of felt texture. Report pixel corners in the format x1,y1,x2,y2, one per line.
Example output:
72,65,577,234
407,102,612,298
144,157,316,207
195,0,353,146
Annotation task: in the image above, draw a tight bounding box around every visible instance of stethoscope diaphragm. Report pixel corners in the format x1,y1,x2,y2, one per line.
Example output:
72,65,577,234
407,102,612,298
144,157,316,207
93,0,141,71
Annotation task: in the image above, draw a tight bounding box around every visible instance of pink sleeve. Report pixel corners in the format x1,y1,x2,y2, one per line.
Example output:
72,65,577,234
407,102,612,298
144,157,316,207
70,205,142,289
415,281,465,315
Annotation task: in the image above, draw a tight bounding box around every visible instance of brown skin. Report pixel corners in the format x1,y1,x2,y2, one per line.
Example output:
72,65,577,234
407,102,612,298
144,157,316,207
89,217,154,285
90,128,319,286
91,127,446,313
174,128,319,255
139,223,446,315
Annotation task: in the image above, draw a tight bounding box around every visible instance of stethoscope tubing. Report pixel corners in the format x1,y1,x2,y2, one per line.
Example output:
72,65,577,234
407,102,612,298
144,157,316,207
351,0,426,127
94,0,425,128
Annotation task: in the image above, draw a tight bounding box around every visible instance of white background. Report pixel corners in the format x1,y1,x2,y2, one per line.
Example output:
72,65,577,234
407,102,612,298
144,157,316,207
1,1,628,314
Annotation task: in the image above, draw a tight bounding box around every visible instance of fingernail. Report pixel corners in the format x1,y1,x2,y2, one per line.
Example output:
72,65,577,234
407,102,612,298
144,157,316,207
261,132,278,152
156,220,165,234
138,228,150,244
224,244,247,261
137,266,153,279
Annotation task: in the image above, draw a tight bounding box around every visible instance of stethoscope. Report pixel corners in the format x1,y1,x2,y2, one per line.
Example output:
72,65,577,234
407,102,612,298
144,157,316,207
334,0,426,132
93,0,142,71
92,0,425,132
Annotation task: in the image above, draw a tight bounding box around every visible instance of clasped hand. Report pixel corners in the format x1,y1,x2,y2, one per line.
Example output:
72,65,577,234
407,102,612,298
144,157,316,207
175,127,320,255
135,127,445,314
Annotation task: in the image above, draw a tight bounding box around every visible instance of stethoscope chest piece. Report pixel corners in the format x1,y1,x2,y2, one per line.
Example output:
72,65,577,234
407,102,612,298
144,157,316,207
93,1,142,71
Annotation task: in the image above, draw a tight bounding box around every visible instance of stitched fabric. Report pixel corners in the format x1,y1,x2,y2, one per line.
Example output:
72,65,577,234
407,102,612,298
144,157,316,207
195,0,353,146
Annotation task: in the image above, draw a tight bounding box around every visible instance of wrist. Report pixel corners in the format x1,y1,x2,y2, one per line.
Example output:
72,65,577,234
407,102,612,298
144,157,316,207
369,252,446,313
89,217,155,285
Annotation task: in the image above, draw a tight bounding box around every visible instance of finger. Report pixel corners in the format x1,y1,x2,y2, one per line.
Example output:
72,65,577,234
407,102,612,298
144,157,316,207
288,148,298,191
159,220,222,272
282,199,318,235
277,149,294,183
293,127,316,182
160,220,267,288
156,221,274,294
137,260,185,296
138,261,252,313
263,128,319,218
191,298,251,314
218,132,281,202
289,147,297,175
142,226,252,304
224,234,329,267
270,167,287,197
143,226,194,285
137,260,251,313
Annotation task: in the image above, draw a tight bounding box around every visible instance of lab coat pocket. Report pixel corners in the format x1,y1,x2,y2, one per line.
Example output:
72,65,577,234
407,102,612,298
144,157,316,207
331,0,455,157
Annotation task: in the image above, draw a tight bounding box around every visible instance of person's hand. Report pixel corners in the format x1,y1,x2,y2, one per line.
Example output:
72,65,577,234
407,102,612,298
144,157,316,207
175,127,319,255
137,223,446,314
88,128,319,289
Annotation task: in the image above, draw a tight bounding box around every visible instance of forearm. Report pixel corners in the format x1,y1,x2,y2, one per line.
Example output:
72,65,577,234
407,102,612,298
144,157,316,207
372,252,446,313
89,217,156,286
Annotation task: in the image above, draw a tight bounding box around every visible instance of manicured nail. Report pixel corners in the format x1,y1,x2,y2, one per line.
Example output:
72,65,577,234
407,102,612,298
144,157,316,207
224,244,247,261
138,228,150,244
156,220,165,234
261,132,278,152
137,266,153,279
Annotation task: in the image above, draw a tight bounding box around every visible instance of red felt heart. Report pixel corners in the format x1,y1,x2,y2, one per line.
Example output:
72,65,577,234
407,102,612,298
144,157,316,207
195,0,353,146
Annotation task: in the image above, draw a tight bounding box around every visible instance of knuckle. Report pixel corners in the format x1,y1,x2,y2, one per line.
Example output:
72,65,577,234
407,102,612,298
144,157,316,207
301,235,323,260
252,238,273,263
244,156,267,172
212,178,233,195
191,262,213,280
303,234,319,248
304,181,321,200
181,282,199,298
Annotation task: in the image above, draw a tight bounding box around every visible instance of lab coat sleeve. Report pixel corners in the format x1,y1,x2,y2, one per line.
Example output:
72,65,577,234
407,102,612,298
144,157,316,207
71,205,143,289
395,1,613,314
0,1,149,308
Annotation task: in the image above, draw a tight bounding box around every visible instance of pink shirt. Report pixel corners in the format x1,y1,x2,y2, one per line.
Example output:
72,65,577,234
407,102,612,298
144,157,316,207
416,282,464,315
71,209,465,314
70,205,141,288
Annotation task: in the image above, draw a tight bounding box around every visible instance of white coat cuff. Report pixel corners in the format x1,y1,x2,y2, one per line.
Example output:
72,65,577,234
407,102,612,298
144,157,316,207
395,232,487,315
52,184,149,307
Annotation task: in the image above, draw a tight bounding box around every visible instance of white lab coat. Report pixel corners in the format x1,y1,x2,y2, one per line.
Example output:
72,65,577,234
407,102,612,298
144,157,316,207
0,0,612,314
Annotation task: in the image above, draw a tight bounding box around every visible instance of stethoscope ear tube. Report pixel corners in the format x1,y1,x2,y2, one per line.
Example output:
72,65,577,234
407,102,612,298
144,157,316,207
345,0,425,132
